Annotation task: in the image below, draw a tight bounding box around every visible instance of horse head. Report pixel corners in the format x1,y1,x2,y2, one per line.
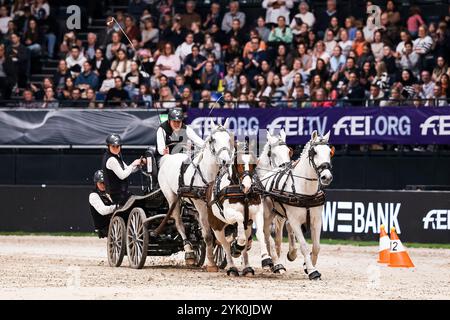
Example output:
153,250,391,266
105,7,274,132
307,130,335,187
234,141,257,194
206,118,234,165
265,129,292,168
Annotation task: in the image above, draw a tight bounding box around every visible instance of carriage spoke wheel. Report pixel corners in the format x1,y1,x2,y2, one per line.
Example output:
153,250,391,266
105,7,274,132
213,242,227,270
126,208,149,269
107,215,126,267
194,240,206,267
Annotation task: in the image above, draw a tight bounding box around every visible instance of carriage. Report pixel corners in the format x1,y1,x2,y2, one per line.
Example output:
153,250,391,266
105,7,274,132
105,146,228,270
105,148,207,269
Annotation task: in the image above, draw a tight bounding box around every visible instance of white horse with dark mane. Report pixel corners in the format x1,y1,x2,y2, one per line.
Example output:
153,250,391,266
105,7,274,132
158,119,234,271
259,130,334,279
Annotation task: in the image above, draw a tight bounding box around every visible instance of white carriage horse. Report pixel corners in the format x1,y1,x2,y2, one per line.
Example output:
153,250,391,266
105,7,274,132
158,119,234,270
260,130,334,280
255,129,295,272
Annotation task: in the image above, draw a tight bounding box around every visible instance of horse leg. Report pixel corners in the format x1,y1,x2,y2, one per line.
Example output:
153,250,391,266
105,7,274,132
274,216,284,258
254,204,272,268
286,220,298,262
263,206,285,274
215,229,239,276
195,202,218,272
286,209,320,280
309,207,322,267
171,201,195,265
223,206,246,257
241,223,255,277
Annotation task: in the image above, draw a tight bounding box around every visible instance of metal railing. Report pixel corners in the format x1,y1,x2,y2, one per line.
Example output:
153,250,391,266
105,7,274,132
1,98,449,109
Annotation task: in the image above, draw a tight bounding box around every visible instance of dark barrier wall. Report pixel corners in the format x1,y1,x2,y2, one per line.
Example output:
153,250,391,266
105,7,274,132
1,186,449,243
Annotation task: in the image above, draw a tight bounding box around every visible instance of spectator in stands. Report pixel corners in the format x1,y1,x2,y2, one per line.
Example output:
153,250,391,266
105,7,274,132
330,45,346,75
0,6,11,35
200,61,219,91
398,41,420,76
256,17,270,43
59,76,75,100
42,87,58,109
324,29,338,56
86,88,98,109
180,0,201,30
105,32,126,61
183,44,206,76
0,44,16,100
124,61,144,99
291,2,315,30
84,33,98,61
67,87,85,108
66,45,87,78
75,61,99,91
124,15,140,41
268,16,293,45
419,70,434,99
311,88,333,108
380,86,403,107
342,71,365,106
99,69,115,94
371,31,385,62
407,6,425,38
315,0,339,37
366,84,385,107
262,0,294,26
133,84,153,109
6,33,28,88
440,73,450,98
198,89,220,109
90,48,110,83
23,18,41,57
141,18,159,49
226,18,246,45
425,84,447,107
200,33,222,61
176,32,195,62
156,42,180,80
110,49,131,80
105,76,130,107
203,2,222,30
19,89,40,108
54,60,71,94
155,85,176,109
222,1,245,33
432,56,450,82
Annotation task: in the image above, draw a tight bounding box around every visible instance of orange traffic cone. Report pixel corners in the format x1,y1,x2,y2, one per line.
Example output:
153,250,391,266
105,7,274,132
388,227,414,268
377,225,390,264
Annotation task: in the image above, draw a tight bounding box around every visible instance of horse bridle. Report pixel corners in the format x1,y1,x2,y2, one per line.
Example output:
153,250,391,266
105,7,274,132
208,126,233,160
307,140,334,178
267,138,292,168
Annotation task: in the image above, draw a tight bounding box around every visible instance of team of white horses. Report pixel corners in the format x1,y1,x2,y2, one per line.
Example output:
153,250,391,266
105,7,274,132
158,119,334,280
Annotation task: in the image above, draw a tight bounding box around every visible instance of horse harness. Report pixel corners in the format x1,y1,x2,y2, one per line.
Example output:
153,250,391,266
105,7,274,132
208,159,260,230
177,125,234,203
254,139,333,219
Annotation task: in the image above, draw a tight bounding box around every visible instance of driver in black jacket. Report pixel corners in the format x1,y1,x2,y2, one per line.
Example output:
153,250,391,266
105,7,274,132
101,133,144,205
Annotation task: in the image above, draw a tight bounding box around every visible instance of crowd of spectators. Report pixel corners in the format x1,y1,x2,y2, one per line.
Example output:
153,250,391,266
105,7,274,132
0,0,449,109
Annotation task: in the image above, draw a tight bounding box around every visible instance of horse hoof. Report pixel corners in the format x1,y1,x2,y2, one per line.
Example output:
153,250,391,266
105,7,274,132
242,267,255,277
271,264,286,274
227,267,240,277
206,265,219,272
185,252,196,265
287,251,297,262
303,263,308,275
309,271,321,280
261,258,274,269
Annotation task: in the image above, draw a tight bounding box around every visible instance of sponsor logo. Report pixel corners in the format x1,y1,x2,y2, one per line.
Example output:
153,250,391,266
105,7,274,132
322,201,401,234
190,117,259,136
267,116,327,136
420,116,450,136
422,210,450,230
333,116,411,136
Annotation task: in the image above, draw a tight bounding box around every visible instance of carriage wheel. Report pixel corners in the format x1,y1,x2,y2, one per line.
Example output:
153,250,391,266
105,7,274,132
126,208,149,269
213,242,227,270
194,240,206,267
107,215,127,267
